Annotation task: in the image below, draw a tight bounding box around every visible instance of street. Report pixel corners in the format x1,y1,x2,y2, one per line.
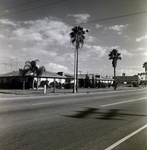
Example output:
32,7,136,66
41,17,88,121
0,89,147,150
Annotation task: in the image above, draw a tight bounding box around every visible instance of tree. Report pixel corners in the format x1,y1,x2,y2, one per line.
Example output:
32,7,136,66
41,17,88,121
19,68,29,90
108,49,121,90
69,26,89,93
143,62,147,72
85,74,91,88
36,66,46,90
24,59,39,89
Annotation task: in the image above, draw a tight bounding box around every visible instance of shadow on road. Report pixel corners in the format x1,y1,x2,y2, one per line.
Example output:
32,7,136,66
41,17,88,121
64,107,147,120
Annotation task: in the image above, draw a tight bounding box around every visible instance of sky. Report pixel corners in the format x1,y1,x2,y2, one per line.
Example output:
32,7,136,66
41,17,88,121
0,0,147,76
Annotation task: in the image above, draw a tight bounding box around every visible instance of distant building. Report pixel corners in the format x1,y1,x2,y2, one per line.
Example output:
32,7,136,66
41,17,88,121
138,72,147,86
138,72,147,81
0,70,114,89
116,73,139,85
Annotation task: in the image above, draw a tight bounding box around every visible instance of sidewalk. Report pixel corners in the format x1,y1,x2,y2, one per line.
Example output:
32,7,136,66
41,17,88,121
0,86,143,98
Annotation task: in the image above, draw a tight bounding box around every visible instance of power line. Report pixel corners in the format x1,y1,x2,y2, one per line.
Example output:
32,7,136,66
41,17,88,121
0,0,68,18
0,0,40,12
6,10,147,38
78,10,147,25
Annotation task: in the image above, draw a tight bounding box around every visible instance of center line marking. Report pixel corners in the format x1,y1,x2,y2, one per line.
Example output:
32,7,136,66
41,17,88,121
105,124,147,150
100,97,147,108
32,102,53,106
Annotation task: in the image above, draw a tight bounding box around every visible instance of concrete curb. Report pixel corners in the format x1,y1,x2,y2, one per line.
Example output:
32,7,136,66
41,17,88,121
0,88,145,100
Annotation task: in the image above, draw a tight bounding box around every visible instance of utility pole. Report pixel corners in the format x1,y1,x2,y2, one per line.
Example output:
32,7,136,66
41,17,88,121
11,59,12,72
79,71,82,74
16,58,18,71
2,62,15,73
2,63,8,73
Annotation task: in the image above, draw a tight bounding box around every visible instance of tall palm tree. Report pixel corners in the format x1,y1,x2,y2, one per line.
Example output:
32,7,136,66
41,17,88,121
24,59,39,89
108,49,121,90
69,26,89,93
36,66,46,90
19,68,29,90
143,62,147,72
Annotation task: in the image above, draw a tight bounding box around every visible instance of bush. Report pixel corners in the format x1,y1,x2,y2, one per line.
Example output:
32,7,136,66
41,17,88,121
132,82,138,87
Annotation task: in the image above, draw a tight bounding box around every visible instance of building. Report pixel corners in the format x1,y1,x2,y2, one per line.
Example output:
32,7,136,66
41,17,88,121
138,72,147,81
0,70,114,89
116,73,139,85
138,72,147,85
0,70,68,89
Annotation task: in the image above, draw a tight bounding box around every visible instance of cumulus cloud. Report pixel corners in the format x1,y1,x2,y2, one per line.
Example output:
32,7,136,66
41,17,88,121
95,23,102,28
119,49,133,57
119,68,140,76
136,35,147,42
86,36,97,42
107,46,133,57
104,24,128,35
11,17,70,46
67,14,90,23
8,45,13,48
137,47,145,51
143,52,147,55
0,18,18,27
0,34,5,38
81,44,107,61
106,24,128,31
47,62,68,72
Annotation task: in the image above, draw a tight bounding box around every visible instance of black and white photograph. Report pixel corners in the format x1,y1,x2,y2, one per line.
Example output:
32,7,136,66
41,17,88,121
0,0,147,149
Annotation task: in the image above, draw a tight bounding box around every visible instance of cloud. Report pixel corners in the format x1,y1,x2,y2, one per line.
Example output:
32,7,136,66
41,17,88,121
108,46,133,57
67,14,90,23
86,36,97,42
142,52,147,55
119,68,140,76
0,18,18,27
8,45,13,48
137,47,146,51
11,17,70,46
4,10,9,13
95,23,102,28
47,62,69,72
106,24,128,31
104,24,128,35
136,35,147,42
0,34,5,38
81,44,107,61
119,49,133,57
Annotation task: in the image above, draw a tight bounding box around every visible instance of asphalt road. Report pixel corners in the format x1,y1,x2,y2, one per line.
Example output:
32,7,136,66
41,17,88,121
0,89,147,150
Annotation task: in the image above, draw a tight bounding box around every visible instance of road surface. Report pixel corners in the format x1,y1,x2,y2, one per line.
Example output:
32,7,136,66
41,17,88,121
0,89,147,150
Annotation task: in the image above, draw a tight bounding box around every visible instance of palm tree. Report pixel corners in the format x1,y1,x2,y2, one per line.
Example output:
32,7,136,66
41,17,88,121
108,49,121,90
143,62,147,72
36,66,46,90
19,68,29,90
24,59,39,89
69,26,89,93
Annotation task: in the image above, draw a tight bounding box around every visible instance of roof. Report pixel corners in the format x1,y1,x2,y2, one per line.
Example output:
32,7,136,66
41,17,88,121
98,77,114,81
0,70,67,79
40,71,67,79
0,71,114,81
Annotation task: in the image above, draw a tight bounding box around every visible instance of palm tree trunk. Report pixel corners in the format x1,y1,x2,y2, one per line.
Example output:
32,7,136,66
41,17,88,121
36,77,38,90
53,78,56,93
23,78,25,90
114,67,116,90
76,48,78,92
73,48,77,93
32,76,34,90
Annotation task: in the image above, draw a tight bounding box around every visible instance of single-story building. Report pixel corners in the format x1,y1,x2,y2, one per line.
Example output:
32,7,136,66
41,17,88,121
0,70,69,89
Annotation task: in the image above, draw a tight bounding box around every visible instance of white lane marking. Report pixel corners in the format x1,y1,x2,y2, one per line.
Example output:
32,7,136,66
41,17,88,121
105,124,147,150
100,97,147,108
32,102,53,106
